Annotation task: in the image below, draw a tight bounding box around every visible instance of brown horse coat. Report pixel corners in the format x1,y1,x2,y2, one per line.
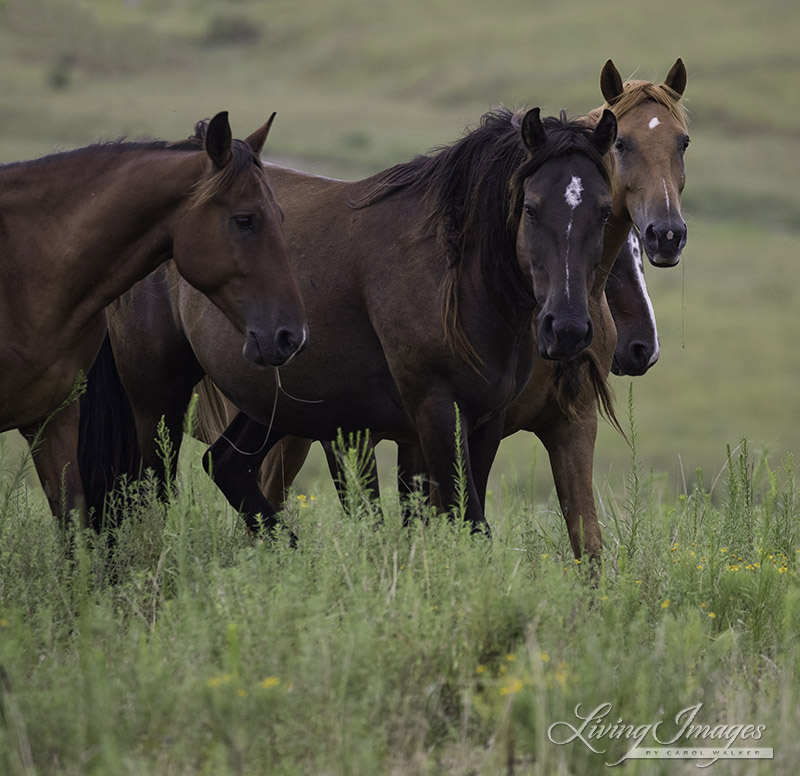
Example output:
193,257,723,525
0,113,306,522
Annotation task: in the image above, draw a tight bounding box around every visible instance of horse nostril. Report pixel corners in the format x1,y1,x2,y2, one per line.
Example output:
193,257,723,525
540,314,555,339
274,325,306,361
629,341,651,373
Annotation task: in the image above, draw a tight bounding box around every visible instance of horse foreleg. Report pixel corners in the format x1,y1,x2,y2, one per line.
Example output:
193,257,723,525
23,401,86,529
259,436,314,510
322,435,381,510
413,399,488,534
466,413,505,514
396,441,430,525
203,412,282,535
536,414,602,563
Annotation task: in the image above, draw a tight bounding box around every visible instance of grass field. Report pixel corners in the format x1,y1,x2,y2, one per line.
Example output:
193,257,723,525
1,419,798,774
1,0,800,773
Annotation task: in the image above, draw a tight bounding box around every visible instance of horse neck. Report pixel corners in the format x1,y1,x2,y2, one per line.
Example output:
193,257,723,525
0,149,202,330
448,243,534,380
592,209,633,296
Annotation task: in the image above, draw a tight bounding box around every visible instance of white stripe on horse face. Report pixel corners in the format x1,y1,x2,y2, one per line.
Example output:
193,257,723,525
627,231,659,362
562,176,583,301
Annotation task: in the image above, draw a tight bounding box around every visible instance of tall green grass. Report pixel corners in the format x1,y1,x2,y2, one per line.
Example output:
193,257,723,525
1,416,798,774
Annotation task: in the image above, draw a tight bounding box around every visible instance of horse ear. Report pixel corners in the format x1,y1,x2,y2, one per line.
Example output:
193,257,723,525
245,112,276,156
662,58,687,97
521,107,547,152
592,109,618,155
205,111,233,169
600,59,624,105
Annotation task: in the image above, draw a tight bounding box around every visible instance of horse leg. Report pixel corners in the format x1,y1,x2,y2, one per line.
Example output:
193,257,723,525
536,414,602,563
397,441,426,524
203,412,283,534
260,436,314,510
110,334,203,499
465,413,505,519
23,401,86,529
322,435,381,510
397,441,429,502
413,399,488,534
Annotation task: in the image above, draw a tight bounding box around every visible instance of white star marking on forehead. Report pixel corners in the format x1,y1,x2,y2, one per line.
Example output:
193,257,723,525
649,117,661,129
564,176,583,208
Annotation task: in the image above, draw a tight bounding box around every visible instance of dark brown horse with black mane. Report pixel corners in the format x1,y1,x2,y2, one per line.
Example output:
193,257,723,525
82,107,618,535
194,59,689,560
0,112,306,526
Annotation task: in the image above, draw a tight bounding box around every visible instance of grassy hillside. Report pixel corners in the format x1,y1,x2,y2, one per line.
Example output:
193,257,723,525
1,0,799,492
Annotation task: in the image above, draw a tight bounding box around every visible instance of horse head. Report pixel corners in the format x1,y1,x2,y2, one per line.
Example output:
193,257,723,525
515,108,617,361
600,58,690,267
172,112,307,367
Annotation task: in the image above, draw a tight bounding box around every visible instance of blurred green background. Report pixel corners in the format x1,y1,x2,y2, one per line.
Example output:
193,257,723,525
2,0,799,503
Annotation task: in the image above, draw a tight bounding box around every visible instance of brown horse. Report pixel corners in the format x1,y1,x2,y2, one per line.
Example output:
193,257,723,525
0,112,306,525
84,107,619,535
195,59,688,559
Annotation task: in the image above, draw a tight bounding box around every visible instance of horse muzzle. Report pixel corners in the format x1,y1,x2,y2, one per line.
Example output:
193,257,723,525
611,337,659,376
537,313,594,361
243,323,308,367
642,220,687,267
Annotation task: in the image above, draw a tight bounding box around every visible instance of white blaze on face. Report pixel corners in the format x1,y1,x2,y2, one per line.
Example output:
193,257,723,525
649,116,660,129
627,230,660,366
562,176,584,301
662,178,671,215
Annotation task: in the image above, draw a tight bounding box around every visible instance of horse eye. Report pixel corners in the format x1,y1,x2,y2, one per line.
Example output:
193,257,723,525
600,206,612,224
681,135,690,152
614,139,626,154
233,214,254,231
523,204,537,222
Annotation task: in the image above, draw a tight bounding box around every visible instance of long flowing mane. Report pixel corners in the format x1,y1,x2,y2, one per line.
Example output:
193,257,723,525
350,107,612,372
592,79,689,128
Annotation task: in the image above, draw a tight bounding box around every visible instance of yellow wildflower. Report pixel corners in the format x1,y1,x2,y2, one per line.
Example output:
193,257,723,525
500,678,524,696
260,676,281,689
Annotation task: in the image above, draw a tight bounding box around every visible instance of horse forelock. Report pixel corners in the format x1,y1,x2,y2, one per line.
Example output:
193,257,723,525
595,79,689,129
183,123,266,209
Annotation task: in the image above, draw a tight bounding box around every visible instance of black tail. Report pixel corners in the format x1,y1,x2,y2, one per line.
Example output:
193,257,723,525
78,334,141,530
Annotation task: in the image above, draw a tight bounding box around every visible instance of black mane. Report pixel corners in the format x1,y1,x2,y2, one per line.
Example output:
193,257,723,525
351,107,610,329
